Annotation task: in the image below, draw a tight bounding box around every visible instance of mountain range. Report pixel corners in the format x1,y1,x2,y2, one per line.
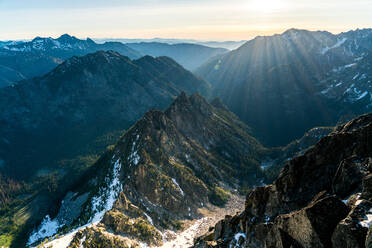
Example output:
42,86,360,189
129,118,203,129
0,27,371,248
126,42,228,71
196,28,372,146
0,34,140,88
0,35,231,88
94,38,247,50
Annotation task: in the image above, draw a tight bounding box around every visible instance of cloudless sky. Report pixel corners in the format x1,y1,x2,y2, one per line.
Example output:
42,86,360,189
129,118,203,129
0,0,371,40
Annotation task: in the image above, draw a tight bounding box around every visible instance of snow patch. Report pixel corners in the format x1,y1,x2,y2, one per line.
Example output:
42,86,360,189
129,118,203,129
360,208,372,228
230,232,246,248
260,161,274,170
129,139,140,165
355,91,369,100
321,38,347,55
144,213,153,225
355,56,364,61
321,88,331,94
344,63,357,68
157,218,207,248
28,215,62,245
359,74,367,80
171,178,185,196
185,154,191,162
90,158,123,223
32,157,123,247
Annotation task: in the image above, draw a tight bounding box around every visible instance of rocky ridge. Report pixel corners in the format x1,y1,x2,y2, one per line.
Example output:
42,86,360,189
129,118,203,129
26,93,271,247
194,113,372,248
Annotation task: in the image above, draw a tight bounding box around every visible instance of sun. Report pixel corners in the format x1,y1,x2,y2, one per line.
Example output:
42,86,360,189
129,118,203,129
249,0,286,13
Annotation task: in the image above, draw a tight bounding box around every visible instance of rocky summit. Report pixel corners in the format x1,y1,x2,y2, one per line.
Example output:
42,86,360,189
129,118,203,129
25,93,273,247
194,113,372,248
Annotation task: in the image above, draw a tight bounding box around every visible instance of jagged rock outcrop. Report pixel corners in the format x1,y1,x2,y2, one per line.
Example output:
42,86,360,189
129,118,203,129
194,113,372,248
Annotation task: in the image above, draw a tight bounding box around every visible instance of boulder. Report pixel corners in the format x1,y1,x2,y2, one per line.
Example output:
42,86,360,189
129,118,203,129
275,194,349,248
332,199,372,248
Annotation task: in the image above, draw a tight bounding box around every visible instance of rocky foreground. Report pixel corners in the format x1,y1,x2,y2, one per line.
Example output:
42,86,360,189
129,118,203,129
195,113,372,248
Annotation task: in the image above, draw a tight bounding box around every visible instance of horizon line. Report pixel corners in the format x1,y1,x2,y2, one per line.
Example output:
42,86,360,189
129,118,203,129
1,27,371,42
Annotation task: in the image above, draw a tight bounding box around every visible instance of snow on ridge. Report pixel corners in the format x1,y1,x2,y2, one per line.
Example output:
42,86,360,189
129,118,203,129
90,158,123,223
345,63,357,68
321,38,347,55
171,178,185,196
355,91,369,100
129,135,140,166
332,63,357,73
353,73,360,80
27,215,62,245
29,157,123,247
144,213,154,225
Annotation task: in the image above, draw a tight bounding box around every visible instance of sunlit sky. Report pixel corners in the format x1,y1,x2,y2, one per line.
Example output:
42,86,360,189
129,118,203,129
0,0,371,41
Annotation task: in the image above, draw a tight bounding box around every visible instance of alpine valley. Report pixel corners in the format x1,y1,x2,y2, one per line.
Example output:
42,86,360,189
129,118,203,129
0,27,371,248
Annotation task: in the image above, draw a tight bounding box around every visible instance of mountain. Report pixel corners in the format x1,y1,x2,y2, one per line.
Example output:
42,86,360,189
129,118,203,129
24,93,270,247
195,113,372,247
196,28,372,146
0,51,210,179
126,42,228,71
319,53,372,109
0,65,26,88
0,52,212,247
1,34,140,59
0,41,24,48
0,34,141,87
